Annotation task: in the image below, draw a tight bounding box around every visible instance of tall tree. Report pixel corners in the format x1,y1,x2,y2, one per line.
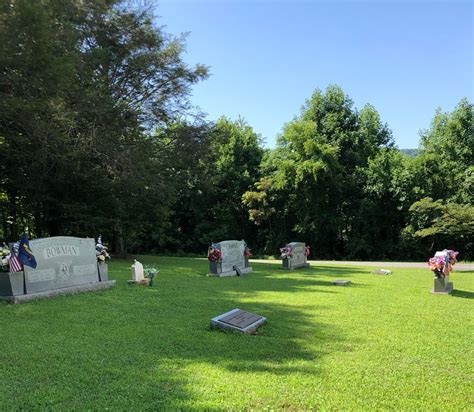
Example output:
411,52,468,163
243,85,393,258
0,0,208,253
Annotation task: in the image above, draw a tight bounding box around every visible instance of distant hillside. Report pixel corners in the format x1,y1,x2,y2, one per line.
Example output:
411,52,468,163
399,149,420,157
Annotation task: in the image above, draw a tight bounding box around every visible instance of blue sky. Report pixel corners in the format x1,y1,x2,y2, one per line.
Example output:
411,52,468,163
156,0,473,149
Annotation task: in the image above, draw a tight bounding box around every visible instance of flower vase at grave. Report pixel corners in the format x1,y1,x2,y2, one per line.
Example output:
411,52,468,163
97,262,108,282
0,270,25,298
209,260,223,275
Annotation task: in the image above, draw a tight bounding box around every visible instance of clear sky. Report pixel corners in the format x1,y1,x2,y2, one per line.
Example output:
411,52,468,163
155,0,473,149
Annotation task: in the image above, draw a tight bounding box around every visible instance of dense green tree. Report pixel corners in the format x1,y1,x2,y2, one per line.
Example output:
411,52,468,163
244,85,393,258
157,117,264,253
0,0,208,253
402,99,474,259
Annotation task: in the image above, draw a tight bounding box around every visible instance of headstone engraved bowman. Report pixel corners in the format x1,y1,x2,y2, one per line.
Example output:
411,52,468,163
208,240,252,277
0,236,115,303
281,242,310,270
211,308,266,334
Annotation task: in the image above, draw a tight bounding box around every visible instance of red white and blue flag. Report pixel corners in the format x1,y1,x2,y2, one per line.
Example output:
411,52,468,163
8,254,23,272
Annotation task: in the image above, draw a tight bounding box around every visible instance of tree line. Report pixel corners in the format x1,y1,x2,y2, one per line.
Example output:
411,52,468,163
1,0,473,260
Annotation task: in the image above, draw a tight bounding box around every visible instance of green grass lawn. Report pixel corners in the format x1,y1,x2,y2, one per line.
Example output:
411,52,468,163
1,257,472,410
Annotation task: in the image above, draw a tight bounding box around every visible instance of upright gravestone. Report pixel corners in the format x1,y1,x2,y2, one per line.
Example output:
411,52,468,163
208,240,252,277
281,242,310,270
0,236,115,303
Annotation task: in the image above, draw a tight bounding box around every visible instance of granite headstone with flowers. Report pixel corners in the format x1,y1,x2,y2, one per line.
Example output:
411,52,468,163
207,240,252,277
428,249,458,294
280,242,310,270
0,235,115,303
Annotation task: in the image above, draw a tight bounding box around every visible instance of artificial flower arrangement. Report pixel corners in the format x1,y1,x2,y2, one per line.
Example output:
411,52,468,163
1,243,11,272
96,235,111,263
207,245,222,262
280,245,293,259
244,245,252,258
144,266,159,287
304,245,310,257
428,249,458,278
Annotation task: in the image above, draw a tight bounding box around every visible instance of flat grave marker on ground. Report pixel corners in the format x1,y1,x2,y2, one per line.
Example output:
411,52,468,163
332,279,351,286
211,308,266,334
371,269,392,275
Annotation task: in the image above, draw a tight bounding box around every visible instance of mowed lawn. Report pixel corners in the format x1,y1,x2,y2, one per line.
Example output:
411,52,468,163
0,257,472,410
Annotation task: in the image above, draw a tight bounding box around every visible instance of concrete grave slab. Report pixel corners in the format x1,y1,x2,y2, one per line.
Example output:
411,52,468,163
371,269,392,275
332,279,351,286
211,308,266,334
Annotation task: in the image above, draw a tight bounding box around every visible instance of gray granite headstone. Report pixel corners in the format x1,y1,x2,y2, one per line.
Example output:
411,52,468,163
211,308,266,334
282,242,309,270
208,240,252,277
23,236,100,294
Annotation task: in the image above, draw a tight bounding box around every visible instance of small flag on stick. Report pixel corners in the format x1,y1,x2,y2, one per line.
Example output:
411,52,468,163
8,254,23,273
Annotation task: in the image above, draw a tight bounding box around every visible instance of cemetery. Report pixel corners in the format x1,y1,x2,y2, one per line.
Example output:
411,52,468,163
0,0,472,410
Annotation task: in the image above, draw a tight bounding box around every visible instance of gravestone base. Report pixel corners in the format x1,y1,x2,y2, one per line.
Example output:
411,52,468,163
431,277,453,295
332,279,351,286
0,280,116,304
282,259,310,270
211,308,266,334
208,267,252,277
127,279,150,286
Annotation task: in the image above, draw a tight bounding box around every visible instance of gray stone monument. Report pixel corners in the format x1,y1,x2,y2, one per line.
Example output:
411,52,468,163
211,308,266,334
0,236,115,303
208,240,252,277
281,242,310,270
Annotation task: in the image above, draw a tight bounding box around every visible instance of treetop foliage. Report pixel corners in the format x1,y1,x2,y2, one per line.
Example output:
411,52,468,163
0,2,472,259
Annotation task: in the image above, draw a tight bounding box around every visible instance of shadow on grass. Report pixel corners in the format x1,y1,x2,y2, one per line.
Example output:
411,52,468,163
0,257,360,409
451,289,474,299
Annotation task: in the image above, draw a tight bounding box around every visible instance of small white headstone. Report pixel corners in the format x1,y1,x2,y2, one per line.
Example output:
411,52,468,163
131,260,144,282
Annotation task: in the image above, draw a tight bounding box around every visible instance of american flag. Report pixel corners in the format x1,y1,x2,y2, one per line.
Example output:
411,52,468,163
9,255,23,273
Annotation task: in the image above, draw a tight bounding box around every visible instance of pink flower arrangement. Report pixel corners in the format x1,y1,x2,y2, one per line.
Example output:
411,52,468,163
207,246,222,262
304,245,310,257
428,250,458,278
280,246,293,259
244,247,252,258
